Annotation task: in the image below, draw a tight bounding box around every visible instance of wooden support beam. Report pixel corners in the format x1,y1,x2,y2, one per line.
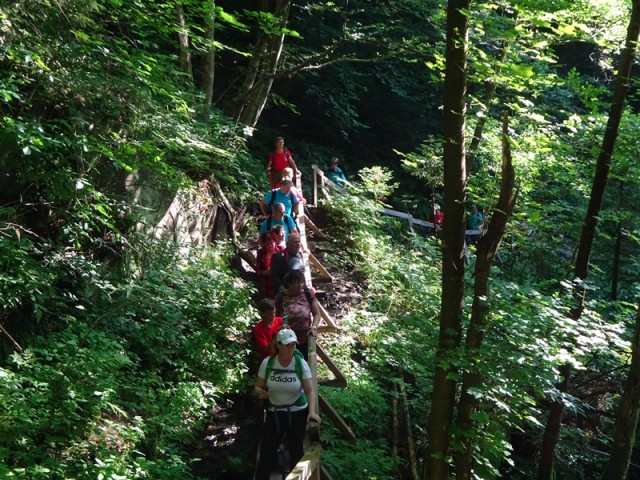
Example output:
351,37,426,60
316,343,348,387
318,303,337,329
285,444,322,480
304,215,326,239
318,393,356,443
308,253,333,281
321,465,334,480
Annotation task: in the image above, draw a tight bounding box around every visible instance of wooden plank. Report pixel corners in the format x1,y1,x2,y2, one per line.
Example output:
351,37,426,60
380,208,485,235
380,208,435,229
285,444,322,480
318,393,356,443
318,303,337,329
316,343,348,386
308,253,333,281
303,215,326,239
321,465,334,480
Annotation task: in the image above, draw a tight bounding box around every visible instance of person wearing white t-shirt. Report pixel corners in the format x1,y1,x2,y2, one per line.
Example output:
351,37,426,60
254,329,320,479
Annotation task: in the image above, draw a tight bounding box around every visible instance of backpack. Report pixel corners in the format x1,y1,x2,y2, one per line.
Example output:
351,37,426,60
264,349,308,408
267,189,296,214
274,285,314,316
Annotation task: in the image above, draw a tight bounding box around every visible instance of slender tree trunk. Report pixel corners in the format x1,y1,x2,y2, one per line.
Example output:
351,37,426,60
611,221,622,301
400,373,419,480
233,0,291,127
425,1,469,479
537,2,640,478
176,2,193,81
602,298,640,480
455,113,517,480
200,1,216,113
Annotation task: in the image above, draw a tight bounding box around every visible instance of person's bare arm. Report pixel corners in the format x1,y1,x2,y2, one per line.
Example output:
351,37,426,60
255,376,270,399
259,199,269,217
302,378,321,423
309,299,321,336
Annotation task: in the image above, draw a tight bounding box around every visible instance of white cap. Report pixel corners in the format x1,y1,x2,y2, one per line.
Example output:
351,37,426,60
277,329,297,345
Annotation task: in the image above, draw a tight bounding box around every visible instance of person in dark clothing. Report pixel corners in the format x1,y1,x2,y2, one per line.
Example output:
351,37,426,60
270,232,305,293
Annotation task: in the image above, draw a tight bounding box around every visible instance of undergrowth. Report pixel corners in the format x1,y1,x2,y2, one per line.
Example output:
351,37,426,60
0,239,254,479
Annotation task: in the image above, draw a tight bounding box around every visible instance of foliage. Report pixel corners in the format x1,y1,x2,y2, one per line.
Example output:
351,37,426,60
1,0,639,478
0,243,254,479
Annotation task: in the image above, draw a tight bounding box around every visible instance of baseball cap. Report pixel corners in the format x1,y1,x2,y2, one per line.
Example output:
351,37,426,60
277,329,297,345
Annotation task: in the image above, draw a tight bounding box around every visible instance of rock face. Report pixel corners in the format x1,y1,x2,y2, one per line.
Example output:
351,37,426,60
125,169,226,248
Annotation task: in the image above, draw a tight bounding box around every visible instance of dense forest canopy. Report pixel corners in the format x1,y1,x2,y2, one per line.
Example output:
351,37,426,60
1,0,640,479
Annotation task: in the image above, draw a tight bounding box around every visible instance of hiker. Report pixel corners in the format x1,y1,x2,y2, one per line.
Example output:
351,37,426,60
256,231,285,299
431,203,444,231
259,177,299,218
253,298,284,360
266,136,298,189
325,157,346,187
280,168,305,204
272,225,286,249
275,270,321,361
271,232,305,293
254,328,321,480
259,202,298,240
466,203,484,245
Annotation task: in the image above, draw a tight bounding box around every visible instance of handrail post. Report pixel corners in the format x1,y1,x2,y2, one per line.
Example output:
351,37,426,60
308,334,319,417
312,165,318,207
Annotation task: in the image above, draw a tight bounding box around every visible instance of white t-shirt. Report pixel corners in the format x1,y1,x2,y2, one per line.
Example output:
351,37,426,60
258,355,312,412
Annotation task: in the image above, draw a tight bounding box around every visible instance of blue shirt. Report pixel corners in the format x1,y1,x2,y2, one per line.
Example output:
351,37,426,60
260,215,297,238
326,167,346,187
263,188,299,216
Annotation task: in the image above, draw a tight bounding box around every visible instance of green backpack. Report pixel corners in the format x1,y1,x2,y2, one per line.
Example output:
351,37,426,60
265,349,308,408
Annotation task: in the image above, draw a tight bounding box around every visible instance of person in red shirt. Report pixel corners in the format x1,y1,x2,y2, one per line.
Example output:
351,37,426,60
253,298,284,360
255,231,284,298
431,203,444,232
266,136,298,189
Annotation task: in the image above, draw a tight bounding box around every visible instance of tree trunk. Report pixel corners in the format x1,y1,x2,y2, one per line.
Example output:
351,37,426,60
425,1,469,479
610,220,622,301
537,2,640,478
233,0,291,127
176,2,193,81
455,113,517,480
400,373,419,480
200,0,216,113
602,298,640,480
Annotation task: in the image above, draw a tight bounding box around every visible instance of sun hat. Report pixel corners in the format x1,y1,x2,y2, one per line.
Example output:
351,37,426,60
277,329,297,345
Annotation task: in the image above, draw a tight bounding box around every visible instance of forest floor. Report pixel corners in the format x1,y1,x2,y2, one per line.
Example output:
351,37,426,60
194,205,366,479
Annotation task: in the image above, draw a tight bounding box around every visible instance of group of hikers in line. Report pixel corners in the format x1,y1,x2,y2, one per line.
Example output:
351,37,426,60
250,137,485,478
252,136,342,479
431,202,485,245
